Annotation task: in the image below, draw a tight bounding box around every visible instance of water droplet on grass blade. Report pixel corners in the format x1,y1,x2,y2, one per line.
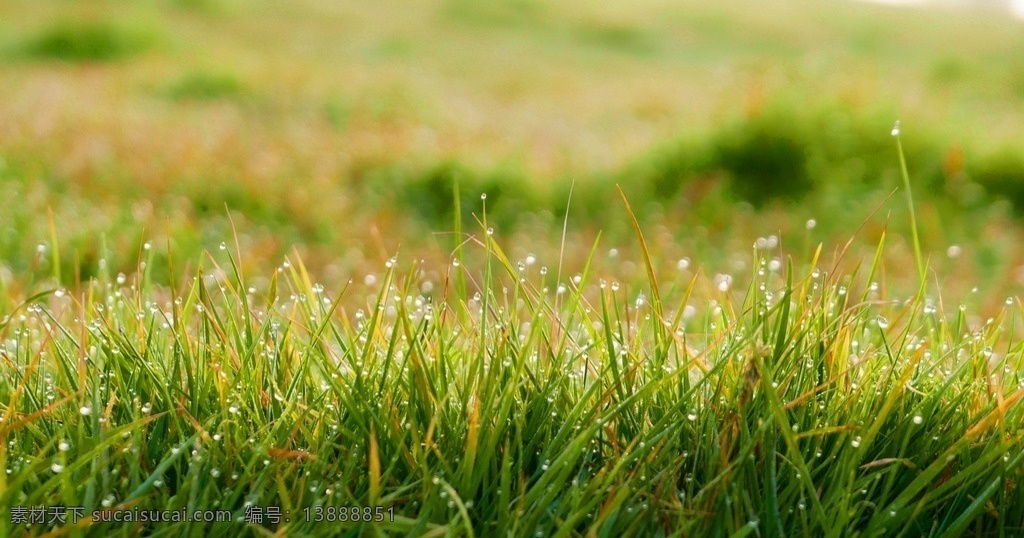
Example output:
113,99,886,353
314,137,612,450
891,120,900,137
876,316,890,329
913,415,923,424
51,463,64,473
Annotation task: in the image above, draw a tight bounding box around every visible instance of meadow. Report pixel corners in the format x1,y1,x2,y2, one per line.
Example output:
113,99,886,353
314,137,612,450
2,0,1024,535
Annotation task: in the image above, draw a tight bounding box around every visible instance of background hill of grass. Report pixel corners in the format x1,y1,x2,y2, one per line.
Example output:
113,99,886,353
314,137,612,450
0,0,1022,300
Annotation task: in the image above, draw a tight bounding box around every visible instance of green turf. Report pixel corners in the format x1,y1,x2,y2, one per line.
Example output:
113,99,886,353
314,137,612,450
2,0,1024,535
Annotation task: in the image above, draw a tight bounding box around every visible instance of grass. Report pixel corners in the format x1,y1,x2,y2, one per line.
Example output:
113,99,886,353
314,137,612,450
3,166,1024,535
24,18,158,63
1,0,1024,288
2,0,1024,535
162,70,249,102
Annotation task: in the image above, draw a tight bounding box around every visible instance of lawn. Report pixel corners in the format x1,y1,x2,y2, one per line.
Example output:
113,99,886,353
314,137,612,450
2,0,1024,536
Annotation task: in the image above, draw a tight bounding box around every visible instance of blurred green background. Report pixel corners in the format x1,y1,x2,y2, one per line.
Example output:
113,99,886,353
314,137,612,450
1,0,1024,306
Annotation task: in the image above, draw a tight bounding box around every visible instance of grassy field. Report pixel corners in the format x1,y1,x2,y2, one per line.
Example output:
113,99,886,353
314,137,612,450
3,0,1024,535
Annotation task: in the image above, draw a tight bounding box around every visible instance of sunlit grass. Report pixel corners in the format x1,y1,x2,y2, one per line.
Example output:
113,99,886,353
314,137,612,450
2,195,1023,535
1,1,1024,534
